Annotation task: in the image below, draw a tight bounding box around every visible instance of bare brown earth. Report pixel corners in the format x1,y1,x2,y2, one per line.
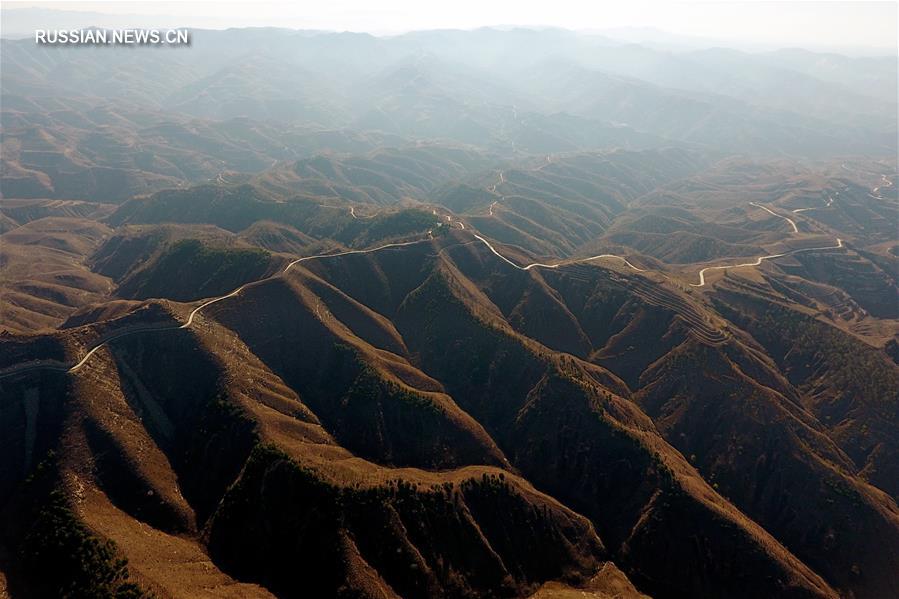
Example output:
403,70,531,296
1,150,897,599
2,24,898,596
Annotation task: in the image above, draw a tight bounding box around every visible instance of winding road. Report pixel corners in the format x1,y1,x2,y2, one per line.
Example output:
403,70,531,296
0,181,858,379
869,174,894,200
0,239,430,380
472,234,645,273
793,196,833,213
750,202,798,233
348,206,378,220
478,173,844,289
690,238,843,287
487,171,506,215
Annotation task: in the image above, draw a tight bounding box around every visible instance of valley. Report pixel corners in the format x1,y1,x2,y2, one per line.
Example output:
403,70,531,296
1,20,897,599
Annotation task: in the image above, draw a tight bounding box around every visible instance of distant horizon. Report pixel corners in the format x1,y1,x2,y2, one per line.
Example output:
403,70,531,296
2,1,896,55
2,3,897,597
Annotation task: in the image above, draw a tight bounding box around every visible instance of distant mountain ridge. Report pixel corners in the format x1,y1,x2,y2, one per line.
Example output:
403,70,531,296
1,22,897,599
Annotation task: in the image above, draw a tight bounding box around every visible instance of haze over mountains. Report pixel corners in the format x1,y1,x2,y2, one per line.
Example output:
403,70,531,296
1,18,898,599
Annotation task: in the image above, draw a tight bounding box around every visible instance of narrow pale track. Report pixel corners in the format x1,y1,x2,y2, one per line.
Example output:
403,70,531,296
793,196,833,213
0,239,427,380
750,202,798,233
0,187,856,378
471,234,645,273
690,238,843,287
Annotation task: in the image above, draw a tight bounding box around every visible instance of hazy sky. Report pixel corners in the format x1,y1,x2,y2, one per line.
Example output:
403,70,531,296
4,1,897,51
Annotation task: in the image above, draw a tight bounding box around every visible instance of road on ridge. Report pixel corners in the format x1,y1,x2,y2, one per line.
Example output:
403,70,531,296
750,202,798,233
472,233,645,273
0,191,853,378
690,238,843,287
0,239,429,380
793,196,834,213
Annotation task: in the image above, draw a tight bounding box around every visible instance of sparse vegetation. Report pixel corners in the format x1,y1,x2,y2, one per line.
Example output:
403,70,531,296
19,491,148,599
1,16,897,599
118,238,273,301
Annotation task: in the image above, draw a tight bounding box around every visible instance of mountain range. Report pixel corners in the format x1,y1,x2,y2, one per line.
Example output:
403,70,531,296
1,23,897,599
